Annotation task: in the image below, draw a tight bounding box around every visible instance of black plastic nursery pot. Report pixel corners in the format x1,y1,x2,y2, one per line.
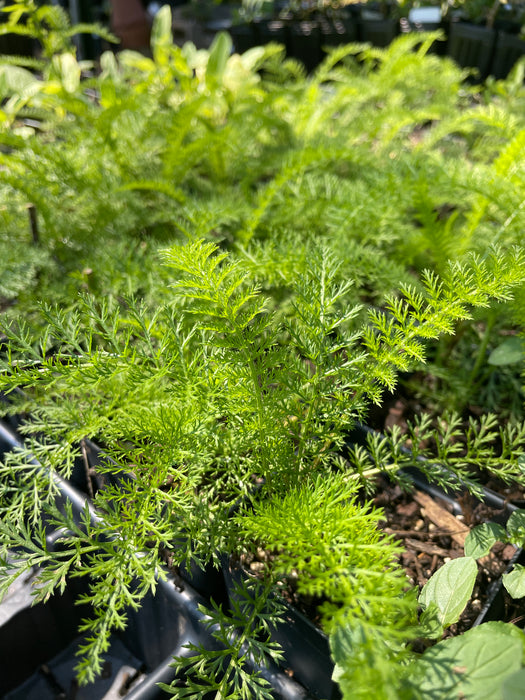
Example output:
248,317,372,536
490,31,525,80
446,21,497,80
258,19,289,48
399,14,448,55
358,12,399,47
222,561,341,700
319,18,357,59
288,21,323,73
0,424,202,700
229,19,290,56
229,15,358,71
229,22,258,54
80,438,339,699
0,564,212,700
0,564,313,700
471,547,525,628
0,423,319,700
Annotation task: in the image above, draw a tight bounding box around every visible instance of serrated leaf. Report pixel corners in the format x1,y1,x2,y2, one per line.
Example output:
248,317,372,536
506,510,525,545
419,557,477,627
464,522,507,559
417,622,525,700
503,668,525,699
488,337,525,366
330,623,355,668
503,564,525,599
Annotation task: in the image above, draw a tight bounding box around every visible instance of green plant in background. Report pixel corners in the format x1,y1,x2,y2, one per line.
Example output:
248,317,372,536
390,99,525,419
0,0,114,61
0,5,523,429
447,0,525,26
0,16,255,319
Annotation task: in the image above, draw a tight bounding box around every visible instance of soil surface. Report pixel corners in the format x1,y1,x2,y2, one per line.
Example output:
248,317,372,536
237,472,518,639
371,474,517,636
367,381,525,507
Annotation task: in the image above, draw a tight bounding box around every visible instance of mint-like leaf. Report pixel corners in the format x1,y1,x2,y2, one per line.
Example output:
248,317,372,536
503,564,525,600
419,557,477,627
464,522,506,559
506,510,525,546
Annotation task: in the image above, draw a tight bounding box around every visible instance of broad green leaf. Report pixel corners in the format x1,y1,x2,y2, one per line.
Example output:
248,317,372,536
507,510,525,545
330,623,355,672
519,455,525,476
419,557,477,627
503,564,525,599
464,522,507,559
52,52,80,94
417,622,525,700
488,337,525,366
503,668,525,699
151,5,173,66
206,31,232,87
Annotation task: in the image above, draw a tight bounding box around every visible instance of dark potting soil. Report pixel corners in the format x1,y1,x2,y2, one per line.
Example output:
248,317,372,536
371,475,516,636
366,378,525,507
235,477,517,643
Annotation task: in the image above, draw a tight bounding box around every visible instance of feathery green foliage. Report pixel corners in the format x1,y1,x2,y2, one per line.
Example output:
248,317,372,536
1,7,525,697
1,240,525,694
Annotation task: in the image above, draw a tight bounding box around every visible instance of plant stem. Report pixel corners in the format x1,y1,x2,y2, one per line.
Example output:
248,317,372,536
486,0,501,28
247,353,269,477
28,204,39,245
466,311,496,398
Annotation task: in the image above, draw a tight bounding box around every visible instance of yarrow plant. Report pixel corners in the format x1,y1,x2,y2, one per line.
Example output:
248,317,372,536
1,240,525,697
1,3,525,698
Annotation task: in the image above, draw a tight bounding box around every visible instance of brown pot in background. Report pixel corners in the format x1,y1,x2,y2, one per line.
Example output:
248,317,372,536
109,0,152,51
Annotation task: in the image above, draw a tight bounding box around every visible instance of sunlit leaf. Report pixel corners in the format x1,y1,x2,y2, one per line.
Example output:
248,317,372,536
503,564,525,599
419,557,477,627
464,522,507,559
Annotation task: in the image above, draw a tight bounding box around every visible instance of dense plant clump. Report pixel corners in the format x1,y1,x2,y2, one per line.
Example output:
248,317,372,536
1,2,525,699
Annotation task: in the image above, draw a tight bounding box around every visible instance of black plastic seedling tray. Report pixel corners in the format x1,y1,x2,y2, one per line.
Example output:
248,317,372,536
3,417,524,699
0,422,316,700
81,438,339,698
0,556,229,700
78,424,524,700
